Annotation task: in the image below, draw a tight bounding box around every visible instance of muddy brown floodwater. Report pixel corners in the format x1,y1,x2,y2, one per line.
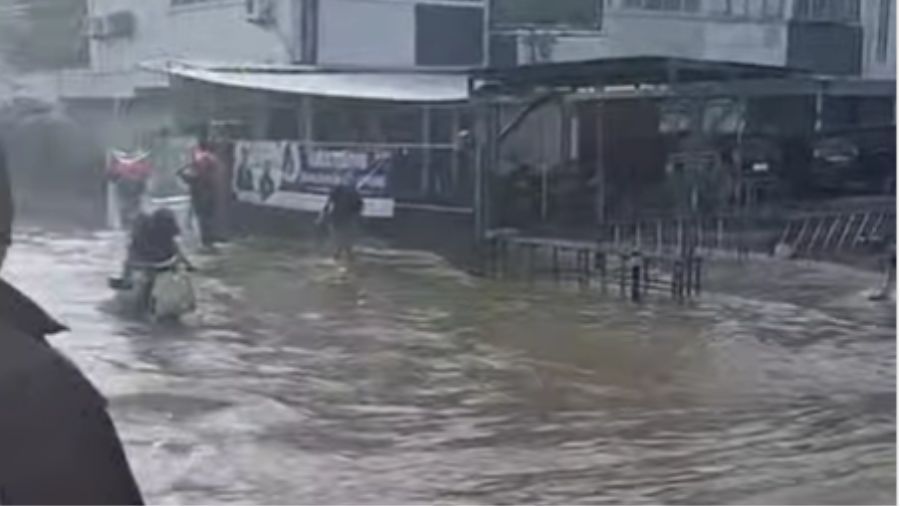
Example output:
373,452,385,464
4,226,895,505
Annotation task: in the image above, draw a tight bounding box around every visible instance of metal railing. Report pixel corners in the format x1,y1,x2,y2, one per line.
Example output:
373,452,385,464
600,214,782,257
485,232,704,301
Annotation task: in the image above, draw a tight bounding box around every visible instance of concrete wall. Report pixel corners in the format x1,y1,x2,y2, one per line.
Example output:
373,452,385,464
318,0,486,67
702,19,786,65
64,94,175,149
79,0,486,88
87,0,486,72
22,0,296,100
501,0,892,78
861,0,896,79
318,0,416,66
521,34,606,64
505,11,790,67
87,0,292,72
602,13,708,60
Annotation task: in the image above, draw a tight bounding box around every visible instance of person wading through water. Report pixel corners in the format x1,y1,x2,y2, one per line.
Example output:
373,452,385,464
107,149,152,230
869,231,895,301
0,140,144,504
112,208,195,289
178,137,221,251
320,174,363,261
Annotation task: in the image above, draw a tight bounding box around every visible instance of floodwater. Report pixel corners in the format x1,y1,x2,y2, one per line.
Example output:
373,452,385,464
4,225,895,505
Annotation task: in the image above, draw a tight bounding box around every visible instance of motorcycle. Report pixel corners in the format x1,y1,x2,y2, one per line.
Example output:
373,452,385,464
109,257,196,320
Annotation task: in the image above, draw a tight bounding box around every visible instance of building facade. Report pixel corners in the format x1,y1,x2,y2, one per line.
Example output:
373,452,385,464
12,0,891,134
60,0,487,97
492,0,894,79
12,0,487,146
862,0,896,79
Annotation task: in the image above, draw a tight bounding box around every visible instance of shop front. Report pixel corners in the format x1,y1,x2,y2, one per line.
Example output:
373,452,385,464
158,62,478,259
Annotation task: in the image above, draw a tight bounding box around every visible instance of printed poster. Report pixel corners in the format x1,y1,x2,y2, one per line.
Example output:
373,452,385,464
233,141,394,218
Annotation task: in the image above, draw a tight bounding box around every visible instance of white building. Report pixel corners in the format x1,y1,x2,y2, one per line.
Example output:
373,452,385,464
40,0,486,97
15,0,485,146
7,0,892,149
492,0,894,79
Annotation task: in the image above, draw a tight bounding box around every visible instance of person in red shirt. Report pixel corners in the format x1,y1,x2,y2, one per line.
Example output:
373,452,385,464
178,138,220,249
108,150,152,230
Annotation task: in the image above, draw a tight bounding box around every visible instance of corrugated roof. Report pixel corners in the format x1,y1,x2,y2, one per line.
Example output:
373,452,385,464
150,61,470,103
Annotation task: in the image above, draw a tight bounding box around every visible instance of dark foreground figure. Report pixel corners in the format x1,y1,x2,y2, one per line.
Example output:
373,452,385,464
0,142,143,504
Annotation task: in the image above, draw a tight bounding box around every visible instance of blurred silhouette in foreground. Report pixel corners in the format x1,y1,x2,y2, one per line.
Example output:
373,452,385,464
0,141,144,504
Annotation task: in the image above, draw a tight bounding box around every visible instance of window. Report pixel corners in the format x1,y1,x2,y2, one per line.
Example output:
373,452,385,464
702,99,741,134
313,99,423,145
415,4,484,66
708,0,785,19
266,107,299,140
876,0,892,62
762,0,785,18
793,0,860,23
427,108,455,144
299,0,318,64
659,101,692,134
171,0,223,6
492,0,603,28
622,0,700,13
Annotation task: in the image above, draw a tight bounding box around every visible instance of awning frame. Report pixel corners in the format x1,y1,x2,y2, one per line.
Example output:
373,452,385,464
143,59,471,103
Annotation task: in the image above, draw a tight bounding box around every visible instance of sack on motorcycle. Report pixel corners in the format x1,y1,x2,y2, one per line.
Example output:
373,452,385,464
151,270,196,317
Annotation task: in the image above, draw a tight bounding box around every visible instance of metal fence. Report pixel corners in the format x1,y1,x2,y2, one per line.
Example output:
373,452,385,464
600,213,785,256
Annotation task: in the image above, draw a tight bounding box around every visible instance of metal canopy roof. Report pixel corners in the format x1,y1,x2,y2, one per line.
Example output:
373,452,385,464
472,56,806,93
152,61,470,103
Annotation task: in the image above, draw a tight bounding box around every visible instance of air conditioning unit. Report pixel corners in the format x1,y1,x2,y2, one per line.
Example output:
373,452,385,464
106,11,136,39
84,16,108,39
246,0,276,25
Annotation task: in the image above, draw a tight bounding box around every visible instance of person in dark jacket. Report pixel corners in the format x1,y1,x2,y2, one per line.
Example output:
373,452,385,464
321,175,363,261
112,208,194,289
0,140,144,504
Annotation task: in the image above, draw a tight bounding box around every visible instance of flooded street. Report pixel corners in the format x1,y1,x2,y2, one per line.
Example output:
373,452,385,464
4,226,895,505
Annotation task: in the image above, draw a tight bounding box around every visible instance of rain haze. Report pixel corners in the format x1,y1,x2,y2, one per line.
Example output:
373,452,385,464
0,0,895,504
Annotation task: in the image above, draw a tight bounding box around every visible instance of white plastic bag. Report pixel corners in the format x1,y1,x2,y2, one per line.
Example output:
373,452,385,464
151,269,196,318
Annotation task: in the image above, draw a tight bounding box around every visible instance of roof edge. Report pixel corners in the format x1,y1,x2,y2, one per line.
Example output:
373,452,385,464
140,59,473,76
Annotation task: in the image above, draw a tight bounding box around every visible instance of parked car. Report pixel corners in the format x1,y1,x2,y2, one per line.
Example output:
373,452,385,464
810,126,895,197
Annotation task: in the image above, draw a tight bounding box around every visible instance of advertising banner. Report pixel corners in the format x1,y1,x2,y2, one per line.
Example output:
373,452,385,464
233,141,394,218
